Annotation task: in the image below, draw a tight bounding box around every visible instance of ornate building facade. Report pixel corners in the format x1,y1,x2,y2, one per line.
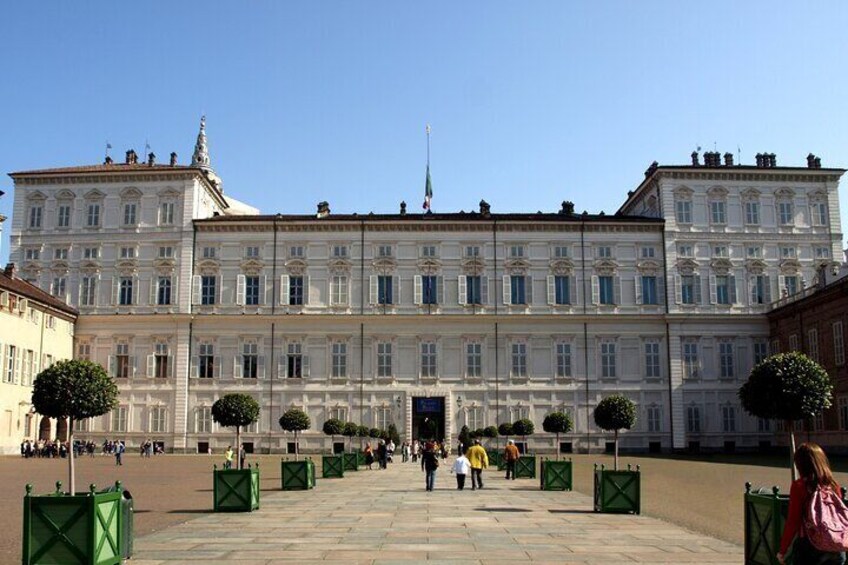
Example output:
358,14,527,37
7,124,845,453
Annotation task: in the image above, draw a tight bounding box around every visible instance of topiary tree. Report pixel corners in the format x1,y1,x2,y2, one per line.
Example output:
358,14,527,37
458,425,471,451
369,427,381,440
483,425,498,447
739,352,833,481
542,412,573,461
356,424,370,449
594,394,636,470
471,428,484,440
498,422,513,448
322,418,344,452
512,419,535,452
32,359,118,494
343,422,359,452
279,408,311,461
211,393,260,470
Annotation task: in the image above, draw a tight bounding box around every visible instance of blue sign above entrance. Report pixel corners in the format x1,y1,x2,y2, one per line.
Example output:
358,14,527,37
414,397,444,413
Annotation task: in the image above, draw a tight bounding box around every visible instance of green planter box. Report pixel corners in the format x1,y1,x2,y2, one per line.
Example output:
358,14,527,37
281,459,316,490
593,464,641,514
357,451,366,467
515,455,537,479
322,455,345,479
213,464,260,512
486,449,504,470
744,484,791,565
22,481,125,565
540,459,572,491
343,452,359,472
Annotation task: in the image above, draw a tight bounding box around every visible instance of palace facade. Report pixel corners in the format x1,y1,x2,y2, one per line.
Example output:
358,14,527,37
6,121,844,453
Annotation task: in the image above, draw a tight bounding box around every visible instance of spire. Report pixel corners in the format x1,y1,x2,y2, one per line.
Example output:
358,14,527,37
191,115,211,170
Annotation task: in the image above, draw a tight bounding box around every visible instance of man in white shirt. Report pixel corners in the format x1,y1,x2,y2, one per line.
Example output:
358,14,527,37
451,453,471,490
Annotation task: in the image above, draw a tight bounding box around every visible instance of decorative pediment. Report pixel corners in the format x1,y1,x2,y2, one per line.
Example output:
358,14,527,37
55,189,76,200
50,261,70,273
740,188,761,200
676,258,700,275
158,187,181,198
120,187,143,199
287,258,311,276
504,257,530,275
84,189,105,200
22,262,42,273
153,258,176,271
637,259,662,275
774,187,795,199
549,258,574,276
115,259,138,272
707,186,729,198
79,262,101,275
461,256,486,275
196,259,219,273
745,259,768,274
673,185,694,198
593,258,618,276
26,190,47,201
417,258,442,275
371,256,397,273
709,258,733,275
779,259,802,274
240,258,265,275
808,189,828,201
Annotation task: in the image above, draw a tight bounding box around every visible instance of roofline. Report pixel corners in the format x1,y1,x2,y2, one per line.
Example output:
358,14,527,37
617,164,846,215
0,277,79,319
195,212,665,226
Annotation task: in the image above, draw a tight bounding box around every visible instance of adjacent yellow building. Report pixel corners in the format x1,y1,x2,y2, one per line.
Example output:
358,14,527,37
0,263,77,454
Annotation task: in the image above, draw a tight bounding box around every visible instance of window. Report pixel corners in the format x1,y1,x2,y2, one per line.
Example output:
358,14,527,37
420,342,437,377
675,200,692,224
377,275,393,305
120,246,136,259
112,407,127,433
86,203,101,227
115,343,130,379
28,205,43,229
816,247,831,260
722,405,737,433
783,275,800,297
80,276,97,306
245,246,260,258
286,343,304,378
291,245,306,258
51,277,67,299
377,342,392,377
510,245,525,258
464,275,483,305
57,205,71,228
598,276,615,305
641,247,655,258
155,276,171,306
719,341,735,379
25,248,41,261
808,329,819,362
750,275,771,305
780,247,797,259
466,342,482,378
159,201,175,226
647,405,661,433
644,341,660,378
556,342,572,378
509,275,527,305
378,245,393,257
243,342,259,379
713,245,728,258
554,246,569,258
554,275,571,305
4,346,16,383
150,407,167,433
245,275,261,305
758,419,771,433
840,397,848,431
640,276,658,305
511,343,527,377
201,276,217,305
328,406,348,422
771,339,780,355
747,246,762,259
600,341,616,378
745,201,760,225
710,200,726,225
715,275,735,305
83,247,99,260
202,247,217,259
154,343,170,378
465,246,480,257
123,203,137,226
158,246,174,259
330,275,348,306
683,341,699,379
119,277,134,305
778,201,794,225
678,245,693,257
465,406,483,430
812,201,828,226
686,405,701,433
331,342,347,378
289,276,304,305
421,245,437,258
681,275,699,305
510,405,530,422
196,407,213,433
789,334,799,351
597,246,612,259
834,322,845,366
753,341,769,366
375,406,391,430
421,275,438,305
77,343,91,361
199,343,215,379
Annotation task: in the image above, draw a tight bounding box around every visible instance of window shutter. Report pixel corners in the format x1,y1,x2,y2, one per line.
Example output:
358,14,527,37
108,355,115,377
546,275,555,305
437,276,444,305
392,275,400,305
111,277,119,306
694,275,702,305
764,275,772,303
369,275,378,305
571,275,578,305
257,356,266,379
304,275,310,305
167,355,174,378
192,275,201,305
458,276,467,305
280,275,290,305
217,274,223,305
279,355,288,378
0,292,6,307
482,277,490,304
709,275,717,305
614,276,621,305
233,356,243,378
591,275,600,305
413,275,423,305
778,275,786,298
171,275,178,305
262,275,268,305
657,276,665,306
749,276,757,305
328,279,335,306
149,277,158,305
634,275,643,305
146,355,155,378
302,354,310,377
730,275,738,304
674,275,683,304
236,274,246,306
502,275,511,305
191,357,199,379
132,276,139,305
526,276,533,305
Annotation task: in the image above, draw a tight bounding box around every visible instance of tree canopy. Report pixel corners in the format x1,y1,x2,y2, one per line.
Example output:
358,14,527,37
322,418,345,437
594,395,637,432
498,422,514,437
211,394,260,429
483,426,499,439
543,412,573,435
512,418,535,437
739,352,833,422
343,422,359,437
279,408,311,433
32,359,118,421
356,425,370,438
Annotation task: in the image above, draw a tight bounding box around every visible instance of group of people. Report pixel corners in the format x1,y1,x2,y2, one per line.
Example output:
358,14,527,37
223,444,247,469
20,439,71,458
418,438,523,492
363,439,395,469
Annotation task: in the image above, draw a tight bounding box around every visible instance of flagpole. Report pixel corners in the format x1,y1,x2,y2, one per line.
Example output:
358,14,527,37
426,124,431,168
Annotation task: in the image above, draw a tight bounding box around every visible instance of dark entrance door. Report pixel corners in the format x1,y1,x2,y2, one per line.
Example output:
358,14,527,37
412,397,445,441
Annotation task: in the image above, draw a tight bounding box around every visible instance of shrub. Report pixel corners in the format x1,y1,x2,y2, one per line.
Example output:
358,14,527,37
322,418,345,450
542,412,573,461
594,395,636,470
211,394,260,469
279,408,311,460
343,422,359,451
512,418,535,441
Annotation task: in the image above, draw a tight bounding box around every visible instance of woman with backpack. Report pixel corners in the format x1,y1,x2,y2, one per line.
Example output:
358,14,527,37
778,442,848,564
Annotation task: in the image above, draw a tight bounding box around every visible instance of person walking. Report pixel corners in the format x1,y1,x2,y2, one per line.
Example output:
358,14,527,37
778,443,847,564
364,442,374,470
239,444,246,469
451,452,471,490
377,440,388,470
224,445,234,470
115,441,125,466
503,439,520,480
466,439,489,491
422,442,439,492
412,441,419,463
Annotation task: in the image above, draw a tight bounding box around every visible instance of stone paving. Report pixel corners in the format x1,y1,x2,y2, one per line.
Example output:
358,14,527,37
132,458,744,564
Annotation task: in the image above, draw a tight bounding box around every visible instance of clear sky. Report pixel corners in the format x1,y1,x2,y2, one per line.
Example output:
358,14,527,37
2,2,848,262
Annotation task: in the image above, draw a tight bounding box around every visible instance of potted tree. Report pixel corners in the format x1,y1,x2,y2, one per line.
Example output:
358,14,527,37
739,352,833,564
342,422,360,471
321,418,345,478
483,425,499,447
494,423,514,470
279,408,315,490
541,411,573,491
512,418,537,478
210,393,261,512
23,359,124,565
593,394,640,514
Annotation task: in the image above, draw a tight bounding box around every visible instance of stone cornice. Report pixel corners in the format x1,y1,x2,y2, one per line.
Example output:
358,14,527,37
195,222,663,234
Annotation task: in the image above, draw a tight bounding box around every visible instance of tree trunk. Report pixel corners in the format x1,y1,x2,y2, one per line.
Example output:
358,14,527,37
556,432,560,461
294,431,299,461
236,425,241,470
614,429,619,471
69,417,75,495
788,422,797,482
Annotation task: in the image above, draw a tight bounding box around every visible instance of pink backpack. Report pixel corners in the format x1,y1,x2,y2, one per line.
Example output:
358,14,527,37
804,485,848,552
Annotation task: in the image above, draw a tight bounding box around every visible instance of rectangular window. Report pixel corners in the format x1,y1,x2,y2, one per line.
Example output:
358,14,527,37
600,341,616,378
554,275,571,305
157,277,172,306
199,343,215,379
710,201,726,224
466,406,483,430
80,277,97,306
119,277,134,306
377,342,392,377
57,205,71,228
839,398,848,431
245,246,260,258
243,342,259,379
112,407,127,433
789,334,799,351
715,275,734,305
160,202,175,225
331,342,347,378
510,245,525,258
465,246,480,257
641,276,658,305
686,405,701,433
150,407,167,433
201,276,217,305
780,247,797,259
719,342,735,378
25,248,41,261
722,405,737,433
245,275,261,306
286,343,302,378
196,407,212,433
5,346,16,383
598,276,615,305
683,341,699,379
421,275,438,305
713,246,728,258
83,247,99,260
115,343,130,379
291,245,306,258
647,406,661,433
123,203,137,226
783,275,800,297
420,342,437,377
330,275,348,306
51,277,67,299
751,275,770,305
681,275,699,305
510,275,526,305
745,201,760,225
29,206,43,229
158,246,174,259
753,341,769,366
641,247,655,258
808,329,819,362
813,202,828,226
758,418,771,433
644,341,660,378
678,244,693,257
554,246,569,258
747,246,762,259
77,343,91,361
120,247,136,259
377,275,393,305
778,201,794,225
421,245,437,258
597,246,612,258
154,343,170,379
466,343,482,378
816,247,831,259
289,276,304,305
556,342,572,378
466,275,482,305
378,245,393,257
676,200,692,224
834,322,845,366
202,247,216,259
86,203,100,227
511,343,527,377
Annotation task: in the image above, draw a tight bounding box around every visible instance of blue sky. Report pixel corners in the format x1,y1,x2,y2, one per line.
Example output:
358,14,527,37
2,2,848,261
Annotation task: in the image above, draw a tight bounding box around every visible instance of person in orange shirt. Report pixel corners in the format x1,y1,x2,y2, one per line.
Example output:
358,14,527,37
503,440,520,480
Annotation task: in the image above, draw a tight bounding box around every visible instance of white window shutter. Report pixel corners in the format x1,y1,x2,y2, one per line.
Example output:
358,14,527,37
392,275,400,305
192,275,201,305
149,277,158,305
749,276,757,305
764,275,773,303
657,275,665,306
614,276,621,305
233,356,243,378
778,275,786,297
591,275,600,305
502,275,511,305
132,276,139,305
634,276,643,305
709,275,717,305
146,355,155,378
437,276,444,305
458,276,467,305
369,275,378,305
236,274,246,305
482,277,490,304
413,275,423,305
279,355,288,378
674,275,683,304
526,276,533,305
257,356,266,379
547,275,555,305
694,275,703,305
108,355,115,377
304,275,310,305
571,275,578,305
218,274,223,305
14,354,21,384
280,275,290,305
111,277,119,306
262,275,268,305
328,279,335,306
302,354,310,377
191,357,199,378
730,275,738,304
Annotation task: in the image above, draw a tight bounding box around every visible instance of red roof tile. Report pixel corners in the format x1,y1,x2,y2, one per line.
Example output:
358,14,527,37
0,270,78,318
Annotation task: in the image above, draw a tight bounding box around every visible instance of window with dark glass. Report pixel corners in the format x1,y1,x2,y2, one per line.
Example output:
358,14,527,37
289,276,304,305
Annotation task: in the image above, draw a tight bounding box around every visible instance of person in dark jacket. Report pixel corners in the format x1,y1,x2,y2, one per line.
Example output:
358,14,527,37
422,442,439,491
377,440,388,469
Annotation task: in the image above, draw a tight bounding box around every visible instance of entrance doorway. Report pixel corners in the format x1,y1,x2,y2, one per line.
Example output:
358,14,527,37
412,397,445,441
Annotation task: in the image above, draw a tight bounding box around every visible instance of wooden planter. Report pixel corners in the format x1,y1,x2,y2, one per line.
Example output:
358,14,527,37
281,458,316,490
743,483,793,565
486,449,504,471
322,455,345,478
343,452,359,472
22,481,126,565
540,459,572,491
213,464,260,512
515,455,537,479
593,464,641,514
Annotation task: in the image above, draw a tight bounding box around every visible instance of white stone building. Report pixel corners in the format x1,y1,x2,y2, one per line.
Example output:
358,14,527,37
7,124,844,453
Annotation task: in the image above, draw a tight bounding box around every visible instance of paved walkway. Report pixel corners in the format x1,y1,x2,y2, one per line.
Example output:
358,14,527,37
132,459,743,564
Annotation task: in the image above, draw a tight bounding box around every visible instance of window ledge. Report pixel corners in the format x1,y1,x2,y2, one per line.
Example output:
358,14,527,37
464,376,484,385
375,376,396,384
418,376,439,385
329,377,349,385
